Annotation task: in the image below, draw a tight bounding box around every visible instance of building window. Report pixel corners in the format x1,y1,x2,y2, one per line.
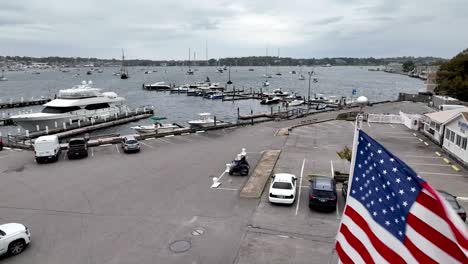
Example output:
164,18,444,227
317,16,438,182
450,131,455,142
446,129,450,139
462,138,467,150
456,135,462,146
435,123,440,132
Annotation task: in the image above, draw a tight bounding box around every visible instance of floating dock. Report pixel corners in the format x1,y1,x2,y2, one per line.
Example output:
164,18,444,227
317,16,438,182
0,97,51,109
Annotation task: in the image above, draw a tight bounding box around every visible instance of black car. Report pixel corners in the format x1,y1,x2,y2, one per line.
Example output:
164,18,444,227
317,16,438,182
67,138,88,159
309,176,337,211
228,156,250,176
438,190,466,222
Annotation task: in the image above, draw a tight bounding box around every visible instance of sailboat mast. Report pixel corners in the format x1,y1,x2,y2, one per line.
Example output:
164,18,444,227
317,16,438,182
188,48,191,70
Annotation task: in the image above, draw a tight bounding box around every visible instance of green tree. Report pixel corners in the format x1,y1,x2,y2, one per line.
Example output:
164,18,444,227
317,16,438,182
435,49,468,101
402,60,415,72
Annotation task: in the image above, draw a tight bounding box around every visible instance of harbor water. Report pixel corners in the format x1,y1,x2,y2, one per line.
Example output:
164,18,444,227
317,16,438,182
0,66,424,136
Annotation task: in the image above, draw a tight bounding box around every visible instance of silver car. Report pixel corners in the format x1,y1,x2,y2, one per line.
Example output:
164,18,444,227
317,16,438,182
121,136,140,153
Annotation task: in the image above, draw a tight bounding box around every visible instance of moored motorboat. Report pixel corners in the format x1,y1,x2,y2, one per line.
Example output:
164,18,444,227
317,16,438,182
143,82,171,90
131,123,181,134
260,97,281,105
287,99,305,107
188,113,227,128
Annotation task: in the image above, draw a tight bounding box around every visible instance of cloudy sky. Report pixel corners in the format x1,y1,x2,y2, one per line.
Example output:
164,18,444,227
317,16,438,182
1,0,467,59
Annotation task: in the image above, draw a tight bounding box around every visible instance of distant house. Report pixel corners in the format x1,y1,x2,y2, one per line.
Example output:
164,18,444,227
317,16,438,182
422,107,468,144
443,112,468,166
384,63,403,73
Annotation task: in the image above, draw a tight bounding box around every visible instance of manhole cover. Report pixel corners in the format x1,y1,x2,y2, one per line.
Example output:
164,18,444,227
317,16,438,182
191,228,205,236
169,240,191,253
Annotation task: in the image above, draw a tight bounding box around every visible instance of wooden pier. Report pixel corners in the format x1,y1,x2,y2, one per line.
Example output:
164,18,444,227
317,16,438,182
0,97,51,109
14,108,154,140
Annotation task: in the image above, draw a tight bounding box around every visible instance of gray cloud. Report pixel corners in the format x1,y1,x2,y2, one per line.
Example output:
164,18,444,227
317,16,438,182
0,0,466,59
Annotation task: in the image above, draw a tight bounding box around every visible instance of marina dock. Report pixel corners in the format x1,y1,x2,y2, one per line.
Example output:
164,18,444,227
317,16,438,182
0,97,51,109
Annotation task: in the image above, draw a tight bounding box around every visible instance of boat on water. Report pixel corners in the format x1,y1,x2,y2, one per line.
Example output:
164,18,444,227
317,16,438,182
298,74,305,80
248,68,254,71
208,92,225,100
187,68,195,75
11,80,128,131
290,70,297,74
262,80,270,87
272,89,289,97
86,70,92,75
260,97,281,105
170,85,190,93
287,99,305,107
0,69,7,81
144,82,171,90
216,68,224,73
131,120,181,134
188,113,227,128
120,50,129,79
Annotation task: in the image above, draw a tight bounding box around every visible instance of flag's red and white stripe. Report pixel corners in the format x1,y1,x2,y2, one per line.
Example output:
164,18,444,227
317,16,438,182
336,184,468,263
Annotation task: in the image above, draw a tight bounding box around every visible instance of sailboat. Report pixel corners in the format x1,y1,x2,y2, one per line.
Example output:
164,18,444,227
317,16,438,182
227,66,233,85
263,48,272,79
0,69,7,81
187,48,194,75
298,66,305,80
120,50,129,79
275,48,282,76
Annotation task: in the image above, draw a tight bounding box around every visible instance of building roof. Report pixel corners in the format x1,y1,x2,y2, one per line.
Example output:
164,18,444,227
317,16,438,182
424,108,468,124
462,112,468,121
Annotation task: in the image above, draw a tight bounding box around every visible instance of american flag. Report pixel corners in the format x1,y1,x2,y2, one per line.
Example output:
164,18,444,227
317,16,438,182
336,130,468,263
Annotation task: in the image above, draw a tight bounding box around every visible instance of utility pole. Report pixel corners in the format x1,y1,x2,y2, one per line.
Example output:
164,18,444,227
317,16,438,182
307,71,313,108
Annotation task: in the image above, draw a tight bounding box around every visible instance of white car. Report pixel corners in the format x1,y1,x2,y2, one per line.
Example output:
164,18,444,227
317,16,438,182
268,173,297,204
0,223,31,256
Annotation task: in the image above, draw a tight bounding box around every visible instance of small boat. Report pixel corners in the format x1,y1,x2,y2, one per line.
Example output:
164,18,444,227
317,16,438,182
0,69,7,81
170,85,190,93
287,99,304,107
143,82,171,90
264,74,273,78
86,70,92,75
223,66,228,70
187,68,195,75
188,113,226,128
275,72,282,76
263,80,270,87
186,89,199,96
216,68,224,73
316,104,327,110
272,89,289,97
298,74,305,80
260,97,281,105
248,68,254,71
208,93,225,100
32,71,41,75
290,70,297,74
131,123,180,134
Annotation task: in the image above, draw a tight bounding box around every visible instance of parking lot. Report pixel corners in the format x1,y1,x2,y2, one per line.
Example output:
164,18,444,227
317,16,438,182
235,119,468,264
1,101,468,264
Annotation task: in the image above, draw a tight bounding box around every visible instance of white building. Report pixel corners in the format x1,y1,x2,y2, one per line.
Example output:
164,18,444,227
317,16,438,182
421,108,468,144
443,112,468,166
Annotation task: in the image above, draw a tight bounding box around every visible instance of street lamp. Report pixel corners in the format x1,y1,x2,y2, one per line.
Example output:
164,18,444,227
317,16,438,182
307,71,313,103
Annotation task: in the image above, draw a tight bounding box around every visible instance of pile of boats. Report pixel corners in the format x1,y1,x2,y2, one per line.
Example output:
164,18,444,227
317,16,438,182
131,113,229,134
143,77,227,99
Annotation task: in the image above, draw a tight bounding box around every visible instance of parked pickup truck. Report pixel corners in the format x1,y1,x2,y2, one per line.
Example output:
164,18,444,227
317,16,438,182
0,223,31,256
67,138,88,159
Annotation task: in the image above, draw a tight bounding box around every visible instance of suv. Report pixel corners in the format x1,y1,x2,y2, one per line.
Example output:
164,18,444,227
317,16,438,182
308,176,337,211
67,138,88,159
268,173,297,205
0,223,31,256
122,136,140,153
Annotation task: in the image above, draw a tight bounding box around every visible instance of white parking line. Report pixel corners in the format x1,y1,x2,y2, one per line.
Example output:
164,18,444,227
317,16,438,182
145,137,155,140
115,145,120,153
367,122,371,127
212,187,238,191
140,141,154,149
419,172,468,177
389,124,395,128
100,144,112,147
457,197,468,201
165,135,174,138
91,147,94,157
405,155,441,159
408,163,451,167
196,130,205,133
157,138,173,144
295,158,305,216
181,133,190,135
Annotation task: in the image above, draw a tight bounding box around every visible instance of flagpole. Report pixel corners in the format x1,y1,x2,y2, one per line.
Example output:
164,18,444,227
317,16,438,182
346,114,362,197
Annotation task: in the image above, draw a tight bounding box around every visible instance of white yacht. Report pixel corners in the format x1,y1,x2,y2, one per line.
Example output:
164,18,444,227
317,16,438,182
11,81,128,131
188,113,227,128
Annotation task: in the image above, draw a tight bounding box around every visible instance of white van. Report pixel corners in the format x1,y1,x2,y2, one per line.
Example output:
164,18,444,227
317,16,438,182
34,135,61,163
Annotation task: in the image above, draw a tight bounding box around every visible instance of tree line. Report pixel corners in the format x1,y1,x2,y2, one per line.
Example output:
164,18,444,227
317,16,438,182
435,49,468,102
1,55,445,67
